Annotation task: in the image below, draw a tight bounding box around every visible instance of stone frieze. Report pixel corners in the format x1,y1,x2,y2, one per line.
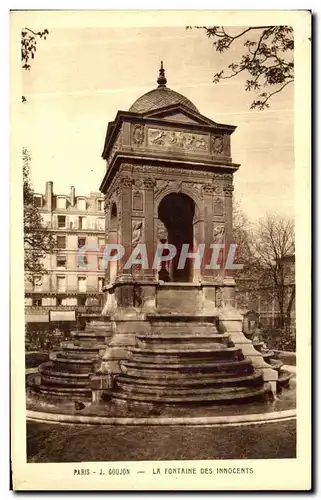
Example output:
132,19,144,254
147,128,208,152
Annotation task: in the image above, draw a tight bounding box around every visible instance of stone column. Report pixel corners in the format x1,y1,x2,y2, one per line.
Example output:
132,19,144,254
116,175,134,308
223,180,235,305
143,178,156,280
118,176,132,276
202,184,214,281
104,198,111,284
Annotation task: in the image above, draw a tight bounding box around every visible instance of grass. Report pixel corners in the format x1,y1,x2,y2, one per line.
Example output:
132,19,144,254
27,420,296,463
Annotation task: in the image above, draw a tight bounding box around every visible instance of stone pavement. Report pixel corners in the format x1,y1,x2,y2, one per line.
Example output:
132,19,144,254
27,420,296,463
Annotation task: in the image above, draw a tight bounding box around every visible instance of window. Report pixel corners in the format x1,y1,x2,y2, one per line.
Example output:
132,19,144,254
98,277,104,292
77,198,86,210
32,298,42,307
57,256,67,270
57,197,66,209
56,296,63,306
78,237,86,249
97,217,105,231
78,277,87,293
57,235,66,249
57,276,66,293
97,200,104,211
33,276,42,292
78,216,86,229
98,257,105,270
33,195,42,208
98,237,105,250
57,215,66,228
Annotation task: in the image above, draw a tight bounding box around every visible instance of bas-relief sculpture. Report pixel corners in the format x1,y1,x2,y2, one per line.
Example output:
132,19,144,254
213,224,225,244
131,220,143,247
131,124,145,146
148,128,208,151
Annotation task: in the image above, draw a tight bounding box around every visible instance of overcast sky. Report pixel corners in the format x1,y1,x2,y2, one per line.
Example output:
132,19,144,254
18,14,294,222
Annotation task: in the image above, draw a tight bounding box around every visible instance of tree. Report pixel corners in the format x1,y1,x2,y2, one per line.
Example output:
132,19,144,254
21,27,49,102
232,200,263,310
23,148,56,281
189,26,293,109
233,208,295,331
252,214,295,329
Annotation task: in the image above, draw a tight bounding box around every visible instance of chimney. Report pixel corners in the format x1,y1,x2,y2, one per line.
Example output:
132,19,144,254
71,185,76,206
45,181,53,212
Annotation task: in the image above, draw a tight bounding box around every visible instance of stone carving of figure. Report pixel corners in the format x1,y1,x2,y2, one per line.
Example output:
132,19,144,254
155,180,170,195
151,130,166,145
132,221,143,247
212,135,224,155
132,125,144,146
213,225,225,244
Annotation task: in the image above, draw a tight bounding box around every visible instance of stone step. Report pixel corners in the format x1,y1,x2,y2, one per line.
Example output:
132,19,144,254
72,331,112,338
137,339,230,352
60,342,108,351
112,385,268,405
129,346,240,356
128,349,243,365
56,350,102,361
39,362,89,378
120,359,253,375
136,332,230,345
116,380,258,396
31,385,91,400
50,357,95,374
150,324,219,335
117,370,263,389
41,374,89,387
85,321,113,328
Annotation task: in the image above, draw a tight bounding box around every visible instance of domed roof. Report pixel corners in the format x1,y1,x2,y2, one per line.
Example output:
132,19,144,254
129,62,199,114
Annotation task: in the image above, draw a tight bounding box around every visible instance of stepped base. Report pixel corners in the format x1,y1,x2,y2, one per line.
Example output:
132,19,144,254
28,319,113,401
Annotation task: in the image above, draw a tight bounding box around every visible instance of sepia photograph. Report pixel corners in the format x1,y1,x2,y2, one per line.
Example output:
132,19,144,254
10,9,311,491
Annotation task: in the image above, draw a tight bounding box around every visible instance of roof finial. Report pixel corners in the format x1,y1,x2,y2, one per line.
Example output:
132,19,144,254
157,61,167,88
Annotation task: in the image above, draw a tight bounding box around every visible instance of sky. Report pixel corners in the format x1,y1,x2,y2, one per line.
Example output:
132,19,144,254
18,14,294,222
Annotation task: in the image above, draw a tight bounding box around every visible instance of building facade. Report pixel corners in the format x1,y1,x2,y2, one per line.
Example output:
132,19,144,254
25,182,106,323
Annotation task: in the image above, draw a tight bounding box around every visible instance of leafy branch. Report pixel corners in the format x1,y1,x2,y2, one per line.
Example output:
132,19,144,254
21,27,49,102
188,26,294,109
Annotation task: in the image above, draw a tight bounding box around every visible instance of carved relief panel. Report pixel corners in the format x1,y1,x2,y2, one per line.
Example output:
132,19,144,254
133,191,144,211
147,128,209,152
213,197,224,217
131,124,145,147
211,134,230,157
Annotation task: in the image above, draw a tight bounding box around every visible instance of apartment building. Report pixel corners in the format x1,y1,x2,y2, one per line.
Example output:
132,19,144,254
25,182,106,323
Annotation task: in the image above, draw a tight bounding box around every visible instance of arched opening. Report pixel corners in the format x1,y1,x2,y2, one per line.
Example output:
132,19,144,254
158,193,195,283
